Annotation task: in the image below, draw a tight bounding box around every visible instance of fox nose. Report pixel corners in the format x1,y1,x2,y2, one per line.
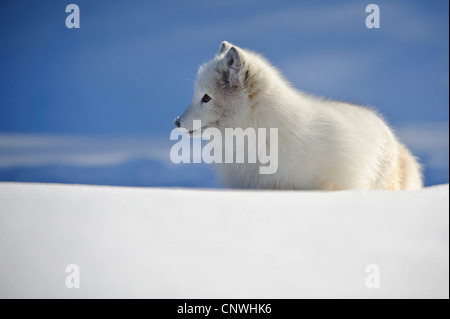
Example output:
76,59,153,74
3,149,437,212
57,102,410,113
173,116,181,128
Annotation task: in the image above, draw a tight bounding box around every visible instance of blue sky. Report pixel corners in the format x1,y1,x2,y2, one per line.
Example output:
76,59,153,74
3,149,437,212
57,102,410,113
0,0,448,187
0,0,448,134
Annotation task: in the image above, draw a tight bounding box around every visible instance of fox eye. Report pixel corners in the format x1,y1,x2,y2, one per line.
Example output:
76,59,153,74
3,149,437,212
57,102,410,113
201,94,211,103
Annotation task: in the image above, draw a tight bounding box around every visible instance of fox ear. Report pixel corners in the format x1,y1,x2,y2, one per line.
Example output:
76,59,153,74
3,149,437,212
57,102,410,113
218,41,232,55
225,47,243,70
220,47,245,88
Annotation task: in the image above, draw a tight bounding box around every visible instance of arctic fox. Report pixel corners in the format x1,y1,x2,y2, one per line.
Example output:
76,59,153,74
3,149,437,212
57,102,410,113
174,41,423,190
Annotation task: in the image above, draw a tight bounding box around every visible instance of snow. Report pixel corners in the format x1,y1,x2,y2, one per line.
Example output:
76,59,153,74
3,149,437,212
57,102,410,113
0,182,448,299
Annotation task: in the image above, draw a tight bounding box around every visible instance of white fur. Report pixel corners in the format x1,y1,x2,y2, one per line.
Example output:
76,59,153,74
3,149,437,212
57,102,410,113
176,41,423,190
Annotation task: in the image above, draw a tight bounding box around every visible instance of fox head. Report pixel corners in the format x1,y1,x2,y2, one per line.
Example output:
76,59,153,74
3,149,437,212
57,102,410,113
174,41,255,135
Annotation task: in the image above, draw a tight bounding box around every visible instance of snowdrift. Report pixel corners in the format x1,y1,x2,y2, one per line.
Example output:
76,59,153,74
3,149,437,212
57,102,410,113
0,182,448,299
